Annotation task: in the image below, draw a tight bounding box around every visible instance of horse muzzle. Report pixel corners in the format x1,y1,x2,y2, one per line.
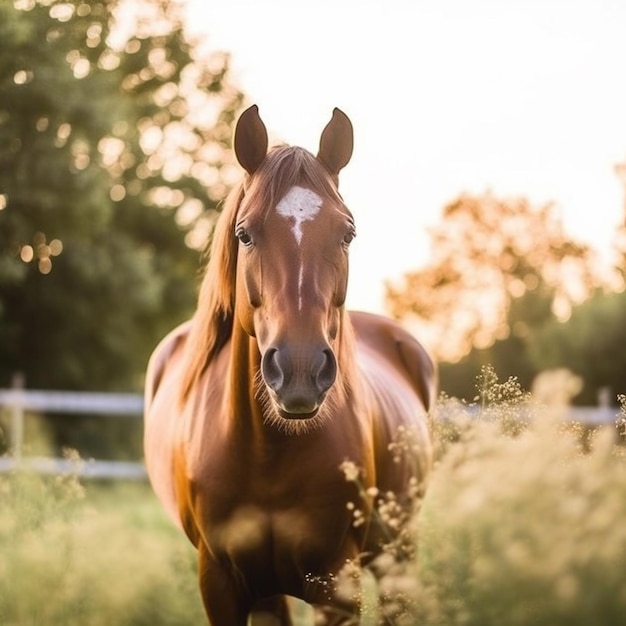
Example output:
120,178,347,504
261,344,337,419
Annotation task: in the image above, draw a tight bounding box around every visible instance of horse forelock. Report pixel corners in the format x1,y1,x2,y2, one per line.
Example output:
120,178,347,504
238,146,345,223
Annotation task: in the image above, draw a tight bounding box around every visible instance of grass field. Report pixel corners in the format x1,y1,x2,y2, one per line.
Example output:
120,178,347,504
0,472,206,626
2,379,626,625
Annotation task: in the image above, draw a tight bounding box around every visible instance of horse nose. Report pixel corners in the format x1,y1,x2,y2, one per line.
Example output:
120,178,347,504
261,345,337,414
315,348,337,395
261,347,284,392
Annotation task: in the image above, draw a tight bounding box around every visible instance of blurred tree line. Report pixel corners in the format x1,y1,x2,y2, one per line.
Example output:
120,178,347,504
0,0,243,457
387,191,626,405
0,0,243,391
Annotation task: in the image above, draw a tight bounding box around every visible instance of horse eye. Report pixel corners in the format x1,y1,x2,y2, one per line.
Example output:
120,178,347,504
236,227,253,247
342,230,356,246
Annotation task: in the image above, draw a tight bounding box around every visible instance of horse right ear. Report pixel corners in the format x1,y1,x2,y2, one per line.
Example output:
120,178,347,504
234,105,268,175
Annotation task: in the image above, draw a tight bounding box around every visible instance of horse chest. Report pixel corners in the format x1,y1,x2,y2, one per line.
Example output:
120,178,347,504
194,441,356,525
186,435,360,588
206,504,350,575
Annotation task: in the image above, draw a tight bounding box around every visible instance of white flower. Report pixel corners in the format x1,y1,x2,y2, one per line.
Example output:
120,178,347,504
339,460,360,482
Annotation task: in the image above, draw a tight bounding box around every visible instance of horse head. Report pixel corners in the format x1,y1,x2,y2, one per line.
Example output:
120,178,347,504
232,105,355,427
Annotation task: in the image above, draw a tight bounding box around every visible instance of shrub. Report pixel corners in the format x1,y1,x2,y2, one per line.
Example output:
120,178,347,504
405,379,626,625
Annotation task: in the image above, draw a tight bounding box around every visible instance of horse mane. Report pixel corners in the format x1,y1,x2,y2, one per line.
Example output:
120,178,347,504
178,180,242,402
179,145,354,404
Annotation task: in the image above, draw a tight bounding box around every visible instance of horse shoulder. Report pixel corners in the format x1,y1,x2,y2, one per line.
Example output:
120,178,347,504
349,310,434,498
144,321,193,529
144,321,192,405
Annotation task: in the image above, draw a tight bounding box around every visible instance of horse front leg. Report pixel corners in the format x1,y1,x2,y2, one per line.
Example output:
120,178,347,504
198,544,251,626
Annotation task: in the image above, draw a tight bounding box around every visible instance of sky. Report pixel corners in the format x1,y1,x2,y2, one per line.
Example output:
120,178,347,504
184,0,626,314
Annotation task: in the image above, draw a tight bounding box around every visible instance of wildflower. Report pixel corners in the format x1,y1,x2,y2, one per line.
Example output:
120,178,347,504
339,460,360,482
352,509,365,527
617,394,626,437
335,559,362,605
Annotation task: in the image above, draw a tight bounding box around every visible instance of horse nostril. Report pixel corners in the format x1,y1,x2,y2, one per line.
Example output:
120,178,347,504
315,348,337,394
261,347,283,392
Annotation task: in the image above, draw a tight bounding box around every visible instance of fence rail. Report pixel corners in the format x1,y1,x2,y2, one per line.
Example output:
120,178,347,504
0,389,144,415
0,385,146,480
0,456,147,479
0,386,622,479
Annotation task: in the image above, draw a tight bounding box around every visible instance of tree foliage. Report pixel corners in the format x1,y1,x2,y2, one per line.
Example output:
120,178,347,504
385,192,617,402
386,193,601,364
0,0,244,391
527,290,626,405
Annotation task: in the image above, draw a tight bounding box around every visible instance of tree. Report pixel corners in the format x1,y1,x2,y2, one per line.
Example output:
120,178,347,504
0,0,244,393
528,290,626,405
386,192,601,364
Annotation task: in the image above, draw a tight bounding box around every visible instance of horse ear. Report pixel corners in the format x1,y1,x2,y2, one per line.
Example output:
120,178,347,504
234,105,268,175
317,108,353,177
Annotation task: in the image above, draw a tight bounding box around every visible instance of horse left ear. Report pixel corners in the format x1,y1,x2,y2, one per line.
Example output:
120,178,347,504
317,108,353,177
234,105,269,175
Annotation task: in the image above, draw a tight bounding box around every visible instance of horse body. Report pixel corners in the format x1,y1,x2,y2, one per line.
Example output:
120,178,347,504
144,106,434,625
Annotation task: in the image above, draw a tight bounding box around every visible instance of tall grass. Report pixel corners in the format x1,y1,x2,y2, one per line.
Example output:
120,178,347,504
0,466,205,626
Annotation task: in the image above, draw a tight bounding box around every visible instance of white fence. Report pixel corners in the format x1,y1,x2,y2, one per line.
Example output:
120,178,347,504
0,384,146,479
0,385,622,479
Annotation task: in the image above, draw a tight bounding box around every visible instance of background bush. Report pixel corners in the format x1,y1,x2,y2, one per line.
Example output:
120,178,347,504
408,406,626,625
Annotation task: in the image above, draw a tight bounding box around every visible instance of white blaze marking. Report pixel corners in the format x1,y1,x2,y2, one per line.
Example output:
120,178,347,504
298,265,304,310
275,186,323,245
275,186,323,310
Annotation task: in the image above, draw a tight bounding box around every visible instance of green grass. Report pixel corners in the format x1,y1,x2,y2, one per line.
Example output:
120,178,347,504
0,472,205,626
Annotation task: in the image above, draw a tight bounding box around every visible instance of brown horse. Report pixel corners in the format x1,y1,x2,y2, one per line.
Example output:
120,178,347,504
144,105,435,625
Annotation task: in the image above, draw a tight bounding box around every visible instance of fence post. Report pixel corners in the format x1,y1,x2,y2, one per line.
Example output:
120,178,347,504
597,386,611,408
10,372,25,464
